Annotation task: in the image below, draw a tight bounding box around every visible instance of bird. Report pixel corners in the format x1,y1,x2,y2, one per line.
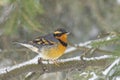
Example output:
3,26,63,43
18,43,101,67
17,28,69,63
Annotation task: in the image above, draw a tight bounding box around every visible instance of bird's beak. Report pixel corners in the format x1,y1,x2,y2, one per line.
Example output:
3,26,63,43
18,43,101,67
66,32,70,35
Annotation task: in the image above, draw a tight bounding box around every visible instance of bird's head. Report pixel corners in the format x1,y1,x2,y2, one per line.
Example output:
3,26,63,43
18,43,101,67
53,28,69,43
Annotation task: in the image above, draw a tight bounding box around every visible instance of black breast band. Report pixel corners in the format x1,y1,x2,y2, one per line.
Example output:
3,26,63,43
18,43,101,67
58,39,67,47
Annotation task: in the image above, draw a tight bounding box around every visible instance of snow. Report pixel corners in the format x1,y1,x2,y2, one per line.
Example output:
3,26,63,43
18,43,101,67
116,77,120,80
83,55,112,61
0,67,10,74
89,72,98,80
106,37,111,40
0,55,39,74
102,58,120,76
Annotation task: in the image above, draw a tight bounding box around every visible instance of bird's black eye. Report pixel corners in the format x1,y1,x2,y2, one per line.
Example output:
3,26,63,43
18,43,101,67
53,28,68,37
54,33,63,37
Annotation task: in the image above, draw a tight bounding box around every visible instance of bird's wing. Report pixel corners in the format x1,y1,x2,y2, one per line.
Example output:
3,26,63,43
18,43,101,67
29,33,59,48
15,34,59,53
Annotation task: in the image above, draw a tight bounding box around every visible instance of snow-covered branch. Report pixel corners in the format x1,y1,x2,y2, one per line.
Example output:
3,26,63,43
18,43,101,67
65,34,117,54
0,55,113,80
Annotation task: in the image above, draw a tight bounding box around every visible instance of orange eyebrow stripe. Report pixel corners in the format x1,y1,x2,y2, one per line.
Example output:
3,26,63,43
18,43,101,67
54,31,62,34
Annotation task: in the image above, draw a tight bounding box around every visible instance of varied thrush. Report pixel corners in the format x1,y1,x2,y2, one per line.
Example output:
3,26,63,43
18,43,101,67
18,28,69,61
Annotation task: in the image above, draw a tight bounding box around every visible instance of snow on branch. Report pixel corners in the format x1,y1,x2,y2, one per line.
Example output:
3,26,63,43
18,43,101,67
65,34,117,54
0,55,113,80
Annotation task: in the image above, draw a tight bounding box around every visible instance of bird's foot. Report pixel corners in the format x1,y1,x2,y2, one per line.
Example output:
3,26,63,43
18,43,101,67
38,57,48,72
51,60,60,66
38,57,50,64
38,57,43,64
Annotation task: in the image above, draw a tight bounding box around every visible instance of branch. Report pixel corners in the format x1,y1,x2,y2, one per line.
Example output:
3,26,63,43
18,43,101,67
0,55,113,80
65,34,117,55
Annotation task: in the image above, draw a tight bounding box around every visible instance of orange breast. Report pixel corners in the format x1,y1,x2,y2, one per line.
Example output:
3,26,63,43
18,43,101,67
41,43,66,60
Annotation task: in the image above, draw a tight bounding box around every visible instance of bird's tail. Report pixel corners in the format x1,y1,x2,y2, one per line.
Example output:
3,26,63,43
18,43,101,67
14,42,39,54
